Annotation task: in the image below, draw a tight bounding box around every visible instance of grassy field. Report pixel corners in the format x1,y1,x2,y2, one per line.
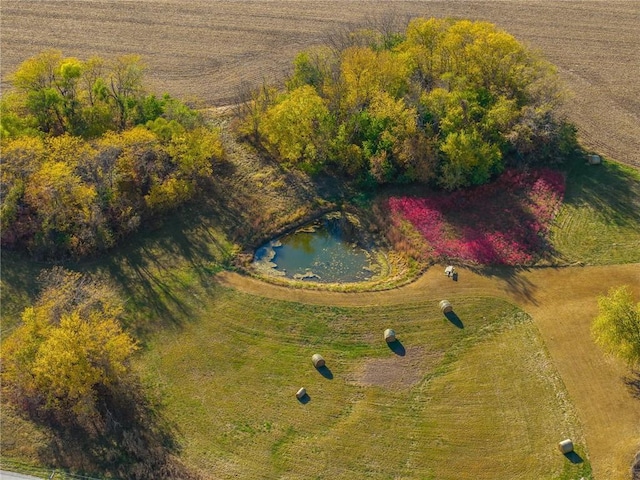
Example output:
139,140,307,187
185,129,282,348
551,159,640,265
1,117,639,479
0,280,594,480
137,287,589,480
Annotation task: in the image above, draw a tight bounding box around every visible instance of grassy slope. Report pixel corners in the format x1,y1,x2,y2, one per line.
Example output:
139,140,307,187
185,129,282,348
140,289,589,480
551,158,640,265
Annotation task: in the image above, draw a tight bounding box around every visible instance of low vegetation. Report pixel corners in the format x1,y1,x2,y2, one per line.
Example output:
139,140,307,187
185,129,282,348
382,168,565,265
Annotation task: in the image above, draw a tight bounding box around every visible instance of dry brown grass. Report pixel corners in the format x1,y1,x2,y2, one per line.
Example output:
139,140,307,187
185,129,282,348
2,1,639,167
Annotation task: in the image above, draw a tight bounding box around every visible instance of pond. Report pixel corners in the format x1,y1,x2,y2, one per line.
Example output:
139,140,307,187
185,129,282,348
252,213,379,283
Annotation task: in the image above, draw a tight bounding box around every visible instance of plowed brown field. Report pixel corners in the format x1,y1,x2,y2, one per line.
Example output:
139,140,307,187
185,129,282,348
1,1,639,167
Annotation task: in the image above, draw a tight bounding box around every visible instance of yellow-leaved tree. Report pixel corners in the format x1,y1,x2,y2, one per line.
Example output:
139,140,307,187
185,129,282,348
591,286,640,367
259,85,331,170
1,268,137,425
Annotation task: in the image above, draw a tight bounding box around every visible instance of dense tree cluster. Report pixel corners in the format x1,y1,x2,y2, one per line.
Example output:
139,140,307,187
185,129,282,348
239,18,575,189
1,268,197,479
1,51,225,258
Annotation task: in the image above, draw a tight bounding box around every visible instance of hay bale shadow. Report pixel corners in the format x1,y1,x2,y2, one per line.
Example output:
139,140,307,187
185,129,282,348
444,311,464,328
624,370,640,399
297,393,311,404
564,451,583,464
387,339,406,356
316,365,334,379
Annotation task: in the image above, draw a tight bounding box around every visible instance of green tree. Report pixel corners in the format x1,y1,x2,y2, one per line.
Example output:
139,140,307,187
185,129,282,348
10,50,66,134
0,92,40,138
591,286,640,366
105,55,146,130
243,17,566,186
439,129,502,189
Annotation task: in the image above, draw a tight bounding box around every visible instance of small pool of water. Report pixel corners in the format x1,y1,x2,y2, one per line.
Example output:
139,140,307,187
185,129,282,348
253,214,378,283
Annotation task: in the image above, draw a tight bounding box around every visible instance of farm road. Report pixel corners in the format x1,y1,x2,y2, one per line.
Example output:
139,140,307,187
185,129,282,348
217,263,640,480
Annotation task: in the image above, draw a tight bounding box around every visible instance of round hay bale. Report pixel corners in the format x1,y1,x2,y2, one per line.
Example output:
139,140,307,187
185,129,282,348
558,439,574,454
384,328,396,343
296,387,307,399
439,300,453,314
312,354,325,368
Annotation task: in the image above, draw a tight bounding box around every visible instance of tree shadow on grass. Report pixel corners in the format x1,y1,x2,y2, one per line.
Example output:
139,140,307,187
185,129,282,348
76,198,238,340
0,251,42,332
387,339,406,356
472,265,539,306
0,195,235,342
444,311,464,328
33,378,199,480
563,154,640,228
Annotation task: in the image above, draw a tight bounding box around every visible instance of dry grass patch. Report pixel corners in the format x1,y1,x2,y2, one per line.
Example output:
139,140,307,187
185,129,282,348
352,347,444,390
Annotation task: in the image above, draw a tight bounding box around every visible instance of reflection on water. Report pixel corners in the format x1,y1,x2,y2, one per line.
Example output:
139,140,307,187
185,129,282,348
253,214,378,283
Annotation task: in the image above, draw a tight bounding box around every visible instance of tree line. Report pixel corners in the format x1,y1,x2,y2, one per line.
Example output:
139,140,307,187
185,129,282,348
1,50,224,259
237,18,577,189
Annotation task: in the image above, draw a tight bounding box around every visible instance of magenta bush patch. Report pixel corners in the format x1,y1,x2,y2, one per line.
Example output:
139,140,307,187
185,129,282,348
388,169,566,265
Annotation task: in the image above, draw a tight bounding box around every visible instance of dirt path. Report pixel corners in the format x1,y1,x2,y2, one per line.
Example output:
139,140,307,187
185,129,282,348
217,263,640,480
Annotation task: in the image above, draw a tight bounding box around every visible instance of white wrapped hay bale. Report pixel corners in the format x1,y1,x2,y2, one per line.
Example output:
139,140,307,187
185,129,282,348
587,154,601,165
384,328,396,343
312,354,325,368
439,300,453,314
296,387,307,399
558,439,573,454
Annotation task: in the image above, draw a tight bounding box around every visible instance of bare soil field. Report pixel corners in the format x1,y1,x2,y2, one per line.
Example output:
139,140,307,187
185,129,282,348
1,1,639,167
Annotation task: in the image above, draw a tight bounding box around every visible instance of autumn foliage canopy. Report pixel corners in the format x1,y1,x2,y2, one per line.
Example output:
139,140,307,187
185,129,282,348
240,18,575,189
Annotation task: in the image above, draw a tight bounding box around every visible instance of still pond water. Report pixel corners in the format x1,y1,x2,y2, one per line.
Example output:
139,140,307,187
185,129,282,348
253,214,377,283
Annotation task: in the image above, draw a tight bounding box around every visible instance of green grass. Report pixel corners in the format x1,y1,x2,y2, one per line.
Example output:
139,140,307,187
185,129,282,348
551,158,640,265
139,288,589,479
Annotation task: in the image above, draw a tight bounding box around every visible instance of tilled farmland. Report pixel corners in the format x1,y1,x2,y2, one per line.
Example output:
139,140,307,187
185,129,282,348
2,1,639,166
